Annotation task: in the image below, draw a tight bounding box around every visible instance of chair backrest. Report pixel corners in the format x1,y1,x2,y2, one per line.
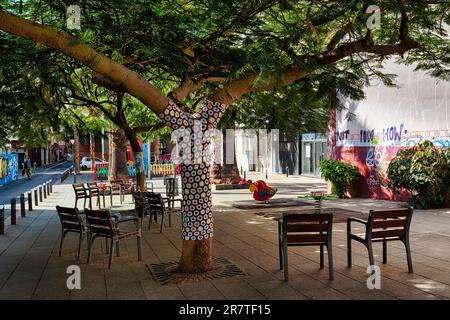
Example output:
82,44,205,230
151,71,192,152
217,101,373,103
132,190,150,217
165,177,179,197
86,182,100,195
368,207,413,240
72,183,87,197
145,192,165,211
56,205,84,231
282,213,333,245
84,209,115,237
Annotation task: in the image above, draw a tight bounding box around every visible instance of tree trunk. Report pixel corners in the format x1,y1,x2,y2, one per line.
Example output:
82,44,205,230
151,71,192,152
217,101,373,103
127,131,146,191
109,128,129,182
157,99,226,273
90,134,95,171
74,127,80,174
178,237,214,273
154,137,160,161
177,163,215,273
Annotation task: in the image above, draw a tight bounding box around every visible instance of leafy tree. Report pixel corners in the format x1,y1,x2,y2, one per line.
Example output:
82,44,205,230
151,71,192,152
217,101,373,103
1,0,450,273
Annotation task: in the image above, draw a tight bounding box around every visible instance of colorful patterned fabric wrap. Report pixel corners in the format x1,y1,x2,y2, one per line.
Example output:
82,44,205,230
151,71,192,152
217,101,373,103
158,99,226,240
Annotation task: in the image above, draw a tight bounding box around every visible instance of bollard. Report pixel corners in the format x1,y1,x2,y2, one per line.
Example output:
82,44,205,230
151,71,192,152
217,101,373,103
286,166,289,177
11,198,16,225
244,170,246,182
39,185,43,202
43,183,47,199
28,191,33,211
266,169,268,179
20,194,25,217
46,180,50,195
0,206,4,235
34,188,38,206
49,179,53,193
240,166,243,175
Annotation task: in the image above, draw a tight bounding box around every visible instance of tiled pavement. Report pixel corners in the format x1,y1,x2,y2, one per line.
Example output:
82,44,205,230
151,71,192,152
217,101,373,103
0,172,449,300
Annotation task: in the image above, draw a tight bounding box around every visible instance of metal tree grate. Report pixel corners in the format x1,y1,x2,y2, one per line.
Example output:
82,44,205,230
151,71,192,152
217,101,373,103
147,256,246,285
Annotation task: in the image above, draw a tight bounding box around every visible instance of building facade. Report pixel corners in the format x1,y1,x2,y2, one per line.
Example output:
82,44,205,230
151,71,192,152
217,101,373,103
330,59,450,200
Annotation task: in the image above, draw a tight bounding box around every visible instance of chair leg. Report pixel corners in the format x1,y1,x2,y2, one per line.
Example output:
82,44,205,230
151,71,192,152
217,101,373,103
75,198,78,209
283,244,289,281
87,235,94,263
148,212,153,230
327,244,334,280
367,242,375,268
108,238,114,268
383,240,387,264
160,211,165,233
137,236,142,261
320,245,324,269
168,210,172,228
404,239,414,273
110,194,113,207
278,223,283,270
83,198,86,209
347,237,352,268
77,233,83,261
89,197,92,209
59,230,66,256
103,194,106,208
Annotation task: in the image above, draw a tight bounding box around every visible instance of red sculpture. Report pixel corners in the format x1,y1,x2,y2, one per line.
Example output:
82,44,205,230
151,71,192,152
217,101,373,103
249,180,277,202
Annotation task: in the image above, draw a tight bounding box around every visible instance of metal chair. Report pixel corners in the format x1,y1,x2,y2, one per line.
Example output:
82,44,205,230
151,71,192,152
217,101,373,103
278,212,334,281
347,207,414,272
56,206,88,260
145,191,172,233
86,182,106,208
72,183,91,209
165,177,182,209
84,208,141,268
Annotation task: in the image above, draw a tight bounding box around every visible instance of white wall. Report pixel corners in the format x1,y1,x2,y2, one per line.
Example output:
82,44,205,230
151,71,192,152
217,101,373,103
337,59,450,147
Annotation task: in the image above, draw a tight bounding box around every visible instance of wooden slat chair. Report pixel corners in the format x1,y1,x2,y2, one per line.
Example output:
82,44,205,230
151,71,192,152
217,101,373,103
56,206,88,260
110,179,124,205
347,207,414,273
278,213,334,281
84,208,141,268
131,189,153,229
165,177,183,209
72,183,91,209
86,182,103,208
145,191,171,233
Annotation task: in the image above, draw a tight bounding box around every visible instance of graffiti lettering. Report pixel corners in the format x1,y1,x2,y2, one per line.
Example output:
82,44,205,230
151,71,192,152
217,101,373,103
336,129,350,141
360,129,375,143
433,138,450,149
382,123,407,144
365,146,388,168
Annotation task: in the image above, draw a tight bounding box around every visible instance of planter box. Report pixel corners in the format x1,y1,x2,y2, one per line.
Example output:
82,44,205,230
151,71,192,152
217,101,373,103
211,183,250,191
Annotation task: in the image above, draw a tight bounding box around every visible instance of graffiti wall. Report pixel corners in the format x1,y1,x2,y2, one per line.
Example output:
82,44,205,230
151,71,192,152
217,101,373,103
333,59,450,200
0,154,19,187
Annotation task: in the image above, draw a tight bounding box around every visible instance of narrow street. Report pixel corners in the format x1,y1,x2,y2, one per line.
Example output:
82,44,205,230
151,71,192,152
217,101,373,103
0,162,72,205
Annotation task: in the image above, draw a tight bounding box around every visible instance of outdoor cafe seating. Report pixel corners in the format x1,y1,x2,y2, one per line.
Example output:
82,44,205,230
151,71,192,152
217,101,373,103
347,207,414,273
84,208,142,268
278,212,334,281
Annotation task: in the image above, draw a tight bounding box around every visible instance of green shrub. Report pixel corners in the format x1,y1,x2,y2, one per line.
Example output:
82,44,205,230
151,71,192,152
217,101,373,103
386,140,450,209
320,159,360,198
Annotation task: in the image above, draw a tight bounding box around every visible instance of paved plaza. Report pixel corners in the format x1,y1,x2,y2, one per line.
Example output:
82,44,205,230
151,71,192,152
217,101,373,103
0,173,449,300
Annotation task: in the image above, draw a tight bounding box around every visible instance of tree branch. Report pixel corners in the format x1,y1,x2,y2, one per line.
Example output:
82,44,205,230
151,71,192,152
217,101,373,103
133,123,167,134
72,94,117,123
212,25,419,105
0,9,169,113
